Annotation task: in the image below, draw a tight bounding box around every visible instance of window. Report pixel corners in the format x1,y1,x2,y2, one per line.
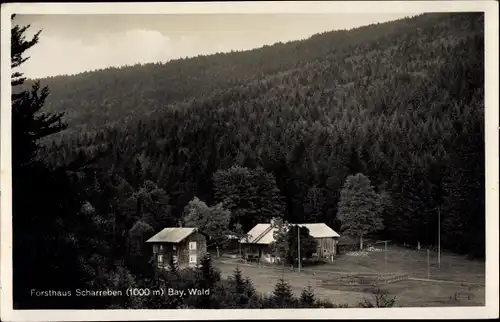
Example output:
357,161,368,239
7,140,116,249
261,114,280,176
157,254,163,263
173,245,177,250
189,255,197,264
153,244,158,253
189,242,197,250
159,245,164,251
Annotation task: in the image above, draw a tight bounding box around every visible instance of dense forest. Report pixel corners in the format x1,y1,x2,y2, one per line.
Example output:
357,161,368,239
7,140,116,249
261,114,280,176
12,12,485,309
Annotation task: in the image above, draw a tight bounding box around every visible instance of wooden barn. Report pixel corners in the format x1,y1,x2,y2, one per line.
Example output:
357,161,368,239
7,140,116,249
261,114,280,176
146,227,207,268
240,223,277,263
240,221,340,263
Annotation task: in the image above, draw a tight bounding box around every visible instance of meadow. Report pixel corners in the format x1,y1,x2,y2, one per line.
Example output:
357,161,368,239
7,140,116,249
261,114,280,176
215,245,485,307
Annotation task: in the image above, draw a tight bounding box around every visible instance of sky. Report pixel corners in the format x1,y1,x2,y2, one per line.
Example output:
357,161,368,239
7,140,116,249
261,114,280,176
14,13,417,79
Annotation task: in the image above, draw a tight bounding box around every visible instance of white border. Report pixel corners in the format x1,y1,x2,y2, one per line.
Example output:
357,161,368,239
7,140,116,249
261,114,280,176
1,1,498,321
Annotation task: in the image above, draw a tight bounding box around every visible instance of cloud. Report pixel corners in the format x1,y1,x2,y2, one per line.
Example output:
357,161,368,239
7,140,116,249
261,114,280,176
16,13,418,79
19,29,185,78
18,28,288,79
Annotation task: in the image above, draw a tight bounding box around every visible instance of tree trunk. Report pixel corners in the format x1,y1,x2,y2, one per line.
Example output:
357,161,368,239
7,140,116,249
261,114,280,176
216,246,220,258
359,235,364,250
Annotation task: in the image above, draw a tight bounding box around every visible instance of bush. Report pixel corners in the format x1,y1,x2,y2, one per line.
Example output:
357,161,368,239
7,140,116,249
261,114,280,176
358,288,396,308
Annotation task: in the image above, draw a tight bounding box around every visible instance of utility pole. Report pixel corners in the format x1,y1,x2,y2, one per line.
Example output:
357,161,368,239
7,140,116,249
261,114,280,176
438,206,441,268
384,240,388,274
427,249,430,279
297,225,301,273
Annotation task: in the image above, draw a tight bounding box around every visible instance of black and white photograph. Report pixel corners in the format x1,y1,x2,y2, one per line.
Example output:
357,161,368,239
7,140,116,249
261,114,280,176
1,1,498,321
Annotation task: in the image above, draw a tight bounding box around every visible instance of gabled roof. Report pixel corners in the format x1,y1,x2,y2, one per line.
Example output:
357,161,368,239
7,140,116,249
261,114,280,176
240,223,340,244
240,224,275,244
146,227,199,243
296,223,341,238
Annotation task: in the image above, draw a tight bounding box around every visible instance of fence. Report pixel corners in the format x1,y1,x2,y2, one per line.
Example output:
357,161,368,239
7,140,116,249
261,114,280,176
454,292,474,301
328,273,409,286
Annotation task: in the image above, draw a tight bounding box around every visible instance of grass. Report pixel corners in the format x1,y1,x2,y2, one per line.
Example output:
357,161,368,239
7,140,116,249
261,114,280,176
214,245,485,307
215,260,369,306
320,245,485,283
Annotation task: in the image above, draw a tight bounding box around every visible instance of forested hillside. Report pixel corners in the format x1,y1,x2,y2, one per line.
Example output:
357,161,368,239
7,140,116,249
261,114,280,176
31,13,478,132
35,12,484,257
12,11,486,310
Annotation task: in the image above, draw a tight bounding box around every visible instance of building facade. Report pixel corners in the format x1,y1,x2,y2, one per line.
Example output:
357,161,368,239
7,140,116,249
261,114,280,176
240,222,340,263
146,227,207,268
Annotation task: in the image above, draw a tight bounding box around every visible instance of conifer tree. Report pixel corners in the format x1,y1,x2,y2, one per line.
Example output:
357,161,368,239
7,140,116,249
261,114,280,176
11,14,66,170
199,253,219,285
337,173,385,250
300,284,316,307
126,220,155,278
10,15,104,309
271,276,296,308
196,253,221,308
233,266,245,293
231,266,252,306
303,186,325,222
134,158,145,189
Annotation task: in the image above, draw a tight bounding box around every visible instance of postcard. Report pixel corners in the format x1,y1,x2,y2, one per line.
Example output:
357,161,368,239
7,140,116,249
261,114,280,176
1,1,498,321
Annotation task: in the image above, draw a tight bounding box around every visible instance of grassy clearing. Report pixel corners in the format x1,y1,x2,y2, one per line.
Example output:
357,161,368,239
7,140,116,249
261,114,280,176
214,245,485,307
309,245,485,283
215,260,368,306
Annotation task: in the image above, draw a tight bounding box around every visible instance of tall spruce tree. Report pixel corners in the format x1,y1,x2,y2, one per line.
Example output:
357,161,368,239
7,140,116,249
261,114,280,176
337,173,384,250
11,15,66,169
11,15,112,309
231,266,254,307
196,253,221,308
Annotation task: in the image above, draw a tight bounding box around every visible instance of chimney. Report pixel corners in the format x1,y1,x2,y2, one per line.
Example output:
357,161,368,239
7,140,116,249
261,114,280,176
178,220,183,228
270,217,276,227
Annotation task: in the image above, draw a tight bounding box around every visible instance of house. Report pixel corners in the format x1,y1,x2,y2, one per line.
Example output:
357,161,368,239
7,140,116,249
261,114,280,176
146,227,207,268
240,221,340,263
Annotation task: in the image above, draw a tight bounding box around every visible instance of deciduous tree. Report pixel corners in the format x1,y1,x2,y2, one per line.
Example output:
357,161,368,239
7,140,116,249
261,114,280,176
271,217,289,265
182,197,232,256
